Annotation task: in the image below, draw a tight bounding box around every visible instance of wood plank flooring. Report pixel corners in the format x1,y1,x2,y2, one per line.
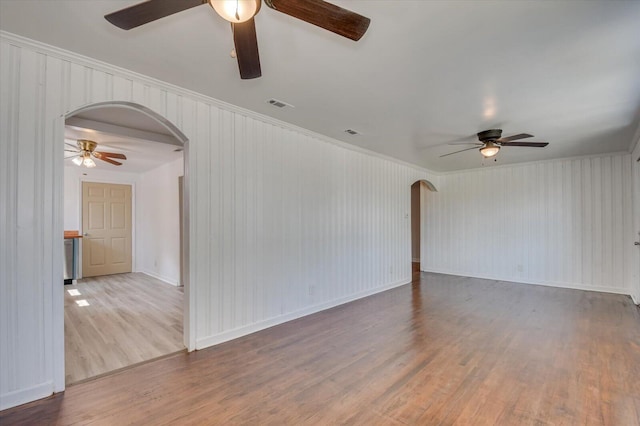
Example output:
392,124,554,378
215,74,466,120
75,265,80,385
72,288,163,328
3,272,640,425
64,273,184,384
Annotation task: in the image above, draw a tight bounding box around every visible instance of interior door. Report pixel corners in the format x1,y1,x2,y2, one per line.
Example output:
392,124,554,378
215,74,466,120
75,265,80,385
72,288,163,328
82,182,132,277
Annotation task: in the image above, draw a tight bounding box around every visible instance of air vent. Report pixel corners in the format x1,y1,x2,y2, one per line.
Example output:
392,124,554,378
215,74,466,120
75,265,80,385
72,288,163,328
344,129,360,135
267,98,294,108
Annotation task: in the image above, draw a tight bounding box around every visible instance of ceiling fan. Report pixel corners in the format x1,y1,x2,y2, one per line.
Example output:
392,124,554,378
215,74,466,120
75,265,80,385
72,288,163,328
441,129,549,158
65,139,128,168
104,0,371,80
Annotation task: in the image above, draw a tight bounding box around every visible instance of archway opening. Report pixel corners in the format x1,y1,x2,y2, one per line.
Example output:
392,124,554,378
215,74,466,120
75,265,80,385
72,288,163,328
411,179,437,280
59,101,190,385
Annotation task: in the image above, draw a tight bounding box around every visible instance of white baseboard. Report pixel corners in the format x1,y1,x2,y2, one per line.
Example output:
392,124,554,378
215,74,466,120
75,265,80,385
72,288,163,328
632,292,639,305
0,381,53,411
140,270,179,286
421,268,630,296
196,278,410,350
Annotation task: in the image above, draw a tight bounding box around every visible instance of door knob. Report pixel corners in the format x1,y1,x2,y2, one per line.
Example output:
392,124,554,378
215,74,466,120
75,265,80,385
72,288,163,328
635,241,640,246
83,233,89,236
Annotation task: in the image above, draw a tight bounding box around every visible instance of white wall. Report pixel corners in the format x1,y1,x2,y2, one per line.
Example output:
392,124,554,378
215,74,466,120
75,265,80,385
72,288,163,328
422,154,634,294
136,157,183,285
0,32,436,409
3,30,636,412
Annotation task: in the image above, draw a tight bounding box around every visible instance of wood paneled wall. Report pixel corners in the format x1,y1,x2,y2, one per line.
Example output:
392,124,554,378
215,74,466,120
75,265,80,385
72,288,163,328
0,33,435,409
422,154,634,294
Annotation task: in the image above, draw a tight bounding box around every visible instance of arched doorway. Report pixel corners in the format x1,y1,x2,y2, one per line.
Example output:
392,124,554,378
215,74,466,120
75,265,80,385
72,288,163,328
55,101,192,388
411,179,437,279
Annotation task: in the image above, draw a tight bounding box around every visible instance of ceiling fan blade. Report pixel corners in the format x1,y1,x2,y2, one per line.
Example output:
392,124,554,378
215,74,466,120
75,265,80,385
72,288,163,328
498,133,533,143
93,152,123,166
232,19,261,79
448,141,482,146
105,0,207,30
64,149,80,153
500,142,549,147
65,142,79,148
96,151,127,160
440,146,479,158
266,0,370,41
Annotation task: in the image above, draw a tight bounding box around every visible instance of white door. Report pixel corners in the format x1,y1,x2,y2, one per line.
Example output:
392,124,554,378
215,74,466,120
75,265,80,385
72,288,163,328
82,182,132,277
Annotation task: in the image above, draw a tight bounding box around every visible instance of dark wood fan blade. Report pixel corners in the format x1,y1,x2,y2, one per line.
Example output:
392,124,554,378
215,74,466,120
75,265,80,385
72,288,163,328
266,0,370,41
105,0,207,30
440,146,479,157
500,142,549,147
233,19,261,79
498,133,533,143
96,151,127,160
93,152,123,166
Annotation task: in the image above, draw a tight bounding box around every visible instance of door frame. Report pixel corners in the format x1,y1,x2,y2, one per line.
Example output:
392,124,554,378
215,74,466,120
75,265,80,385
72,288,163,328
53,101,194,393
410,179,437,274
632,140,640,304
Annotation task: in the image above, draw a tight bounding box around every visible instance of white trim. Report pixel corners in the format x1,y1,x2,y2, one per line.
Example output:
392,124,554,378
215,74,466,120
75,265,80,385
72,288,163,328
53,117,66,393
0,381,53,411
0,31,434,176
196,279,410,350
52,102,194,398
632,292,639,305
421,268,630,296
140,270,179,287
1,31,635,179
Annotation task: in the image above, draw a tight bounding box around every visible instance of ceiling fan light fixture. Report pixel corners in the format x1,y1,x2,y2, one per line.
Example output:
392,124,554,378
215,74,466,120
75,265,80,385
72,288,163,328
479,141,500,158
72,156,83,166
209,0,260,23
82,153,96,168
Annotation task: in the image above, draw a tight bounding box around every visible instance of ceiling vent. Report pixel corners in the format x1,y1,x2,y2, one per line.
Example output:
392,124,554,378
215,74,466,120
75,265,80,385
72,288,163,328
267,98,294,108
344,129,360,135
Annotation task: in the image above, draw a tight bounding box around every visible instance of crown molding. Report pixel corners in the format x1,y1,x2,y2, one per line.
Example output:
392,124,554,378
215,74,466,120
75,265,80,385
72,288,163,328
0,30,436,177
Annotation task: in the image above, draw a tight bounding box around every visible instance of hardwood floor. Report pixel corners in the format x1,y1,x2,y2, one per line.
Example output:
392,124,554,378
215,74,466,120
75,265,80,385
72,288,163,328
3,272,639,425
64,273,184,384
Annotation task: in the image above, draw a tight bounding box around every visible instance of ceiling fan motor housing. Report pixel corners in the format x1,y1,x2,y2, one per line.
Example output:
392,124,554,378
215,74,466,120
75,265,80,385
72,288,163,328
77,139,98,152
477,129,502,142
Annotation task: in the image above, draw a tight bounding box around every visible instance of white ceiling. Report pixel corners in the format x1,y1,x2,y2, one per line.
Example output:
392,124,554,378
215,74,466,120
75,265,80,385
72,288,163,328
65,107,183,173
2,0,640,172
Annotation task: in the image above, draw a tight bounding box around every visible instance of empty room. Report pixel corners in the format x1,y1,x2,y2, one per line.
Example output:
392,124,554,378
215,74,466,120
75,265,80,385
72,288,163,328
1,1,639,424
